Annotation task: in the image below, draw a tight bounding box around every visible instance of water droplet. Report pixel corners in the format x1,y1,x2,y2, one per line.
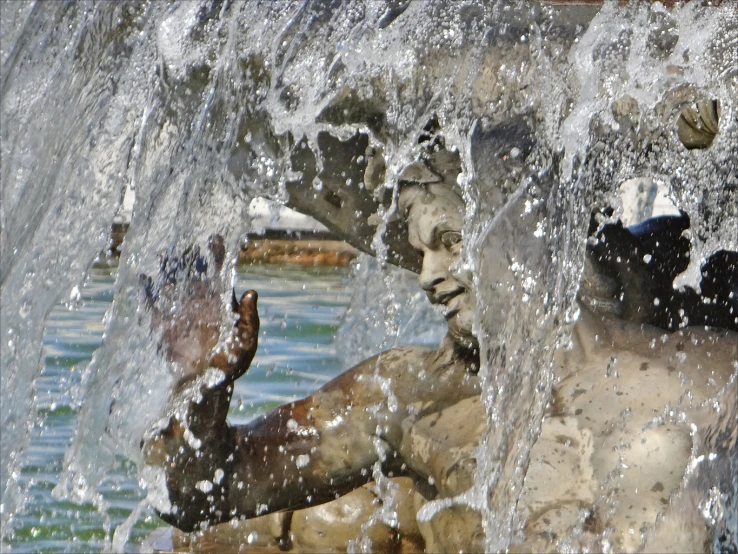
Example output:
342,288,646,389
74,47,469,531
213,468,224,484
195,480,213,493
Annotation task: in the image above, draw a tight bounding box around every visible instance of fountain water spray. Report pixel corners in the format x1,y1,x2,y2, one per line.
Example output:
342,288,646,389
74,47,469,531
2,1,736,550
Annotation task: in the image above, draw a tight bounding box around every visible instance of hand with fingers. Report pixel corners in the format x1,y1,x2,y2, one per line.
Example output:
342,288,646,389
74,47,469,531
141,240,261,531
208,289,260,384
140,235,259,387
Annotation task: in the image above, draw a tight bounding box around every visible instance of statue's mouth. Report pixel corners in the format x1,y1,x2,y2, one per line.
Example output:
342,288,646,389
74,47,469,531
436,288,466,318
444,307,461,319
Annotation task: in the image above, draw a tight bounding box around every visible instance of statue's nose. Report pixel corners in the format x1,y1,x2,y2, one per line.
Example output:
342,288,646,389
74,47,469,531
418,251,448,292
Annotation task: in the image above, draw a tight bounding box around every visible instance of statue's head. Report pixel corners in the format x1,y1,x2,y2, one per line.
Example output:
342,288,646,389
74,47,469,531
287,116,536,348
398,182,476,348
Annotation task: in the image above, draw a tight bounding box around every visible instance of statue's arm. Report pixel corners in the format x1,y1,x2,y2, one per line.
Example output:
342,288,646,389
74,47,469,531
145,339,442,531
148,350,415,531
223,363,391,519
219,342,477,522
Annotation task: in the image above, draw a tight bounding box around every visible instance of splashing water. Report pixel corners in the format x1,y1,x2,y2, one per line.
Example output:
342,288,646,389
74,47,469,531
2,1,736,551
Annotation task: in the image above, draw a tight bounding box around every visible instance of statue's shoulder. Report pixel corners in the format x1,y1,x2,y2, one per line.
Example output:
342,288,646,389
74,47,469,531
375,345,436,364
343,345,435,378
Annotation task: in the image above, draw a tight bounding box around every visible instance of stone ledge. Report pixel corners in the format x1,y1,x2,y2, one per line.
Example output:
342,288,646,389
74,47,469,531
238,239,356,267
110,223,357,267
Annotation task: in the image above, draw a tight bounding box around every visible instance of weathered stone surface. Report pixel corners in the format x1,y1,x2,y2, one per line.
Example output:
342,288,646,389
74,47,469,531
401,396,485,498
414,494,485,554
514,308,738,552
517,416,599,546
398,397,486,553
290,477,422,553
169,512,287,552
290,486,393,553
397,310,737,553
154,478,423,553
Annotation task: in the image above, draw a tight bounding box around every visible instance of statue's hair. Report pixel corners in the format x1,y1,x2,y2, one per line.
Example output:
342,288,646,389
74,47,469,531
397,181,464,220
392,116,465,214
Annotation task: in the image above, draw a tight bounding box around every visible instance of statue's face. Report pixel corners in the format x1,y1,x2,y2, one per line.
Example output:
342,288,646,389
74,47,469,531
399,185,476,347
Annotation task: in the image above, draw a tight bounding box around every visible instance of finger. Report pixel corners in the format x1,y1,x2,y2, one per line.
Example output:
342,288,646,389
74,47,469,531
231,290,259,378
238,290,259,332
209,289,260,380
208,234,226,272
235,290,259,355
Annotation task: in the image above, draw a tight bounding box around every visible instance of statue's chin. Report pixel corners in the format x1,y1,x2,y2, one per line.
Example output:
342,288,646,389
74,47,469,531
447,309,477,350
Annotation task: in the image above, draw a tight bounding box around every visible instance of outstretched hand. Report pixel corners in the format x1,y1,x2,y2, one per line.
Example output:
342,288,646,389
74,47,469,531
141,236,260,387
208,289,260,383
141,239,260,492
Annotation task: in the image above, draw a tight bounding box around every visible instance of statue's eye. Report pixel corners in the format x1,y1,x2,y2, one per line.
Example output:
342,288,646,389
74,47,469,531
441,231,462,248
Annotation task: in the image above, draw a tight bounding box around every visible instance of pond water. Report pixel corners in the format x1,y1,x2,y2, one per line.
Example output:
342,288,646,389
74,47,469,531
10,262,352,553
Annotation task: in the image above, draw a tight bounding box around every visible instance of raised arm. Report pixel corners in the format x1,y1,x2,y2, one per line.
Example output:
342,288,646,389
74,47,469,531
144,293,477,532
140,230,480,532
220,344,471,521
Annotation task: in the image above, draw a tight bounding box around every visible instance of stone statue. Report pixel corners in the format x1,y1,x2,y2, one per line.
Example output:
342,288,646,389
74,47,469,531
127,0,738,548
142,137,736,551
141,173,483,528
